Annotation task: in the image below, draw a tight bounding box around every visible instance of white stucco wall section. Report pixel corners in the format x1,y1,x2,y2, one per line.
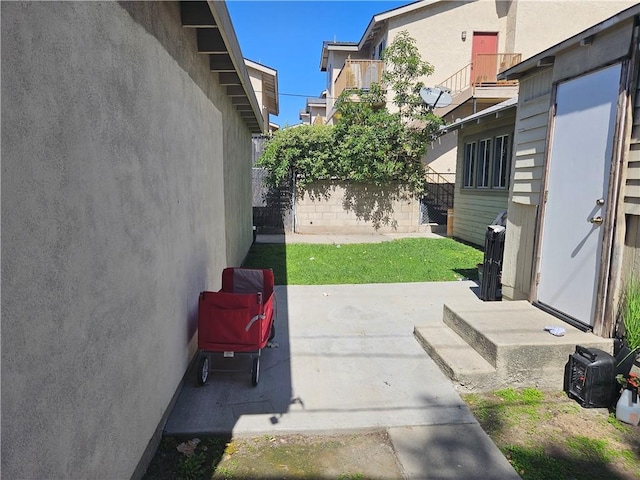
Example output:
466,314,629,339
2,2,252,478
386,1,505,88
509,1,636,59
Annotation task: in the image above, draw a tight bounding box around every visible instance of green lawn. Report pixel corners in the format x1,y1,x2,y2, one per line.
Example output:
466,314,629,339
242,238,483,285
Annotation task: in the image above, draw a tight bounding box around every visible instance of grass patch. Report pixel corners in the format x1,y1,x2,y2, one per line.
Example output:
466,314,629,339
462,389,640,480
565,435,614,463
243,238,483,285
495,387,544,405
463,388,546,436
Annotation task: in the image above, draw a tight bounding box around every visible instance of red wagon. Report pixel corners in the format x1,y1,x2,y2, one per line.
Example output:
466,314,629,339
196,267,276,386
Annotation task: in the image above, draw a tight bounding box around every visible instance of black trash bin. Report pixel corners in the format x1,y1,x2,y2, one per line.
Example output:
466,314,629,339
480,224,506,301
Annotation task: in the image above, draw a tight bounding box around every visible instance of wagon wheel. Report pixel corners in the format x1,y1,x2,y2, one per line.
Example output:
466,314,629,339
251,357,260,386
197,356,209,386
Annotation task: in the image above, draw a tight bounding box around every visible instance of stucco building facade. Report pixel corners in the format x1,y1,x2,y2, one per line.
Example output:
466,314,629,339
2,2,266,478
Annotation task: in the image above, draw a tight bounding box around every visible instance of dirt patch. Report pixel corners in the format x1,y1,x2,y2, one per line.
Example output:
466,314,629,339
213,431,402,479
144,430,403,480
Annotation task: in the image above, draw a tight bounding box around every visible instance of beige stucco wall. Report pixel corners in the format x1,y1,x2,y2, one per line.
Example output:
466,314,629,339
508,1,636,61
426,130,458,174
387,1,507,88
1,2,253,479
294,181,422,234
309,104,327,125
386,0,635,89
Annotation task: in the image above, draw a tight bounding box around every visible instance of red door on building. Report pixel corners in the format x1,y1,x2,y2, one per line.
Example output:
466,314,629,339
471,32,498,84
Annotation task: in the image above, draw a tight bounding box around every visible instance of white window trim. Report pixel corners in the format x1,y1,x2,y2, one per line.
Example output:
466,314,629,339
477,138,492,189
462,130,512,191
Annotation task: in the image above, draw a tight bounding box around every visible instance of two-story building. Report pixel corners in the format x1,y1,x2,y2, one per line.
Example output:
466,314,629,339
320,0,636,193
299,91,328,125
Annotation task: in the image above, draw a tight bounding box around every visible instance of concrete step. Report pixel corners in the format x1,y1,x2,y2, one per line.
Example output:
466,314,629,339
414,325,500,392
417,300,614,392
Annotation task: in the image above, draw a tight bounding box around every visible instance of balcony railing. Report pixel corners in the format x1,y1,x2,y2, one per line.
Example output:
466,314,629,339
439,53,522,96
331,53,520,116
334,58,385,99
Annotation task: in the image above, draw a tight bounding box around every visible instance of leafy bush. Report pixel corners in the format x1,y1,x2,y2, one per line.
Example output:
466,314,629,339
257,31,443,199
257,124,334,190
332,107,430,194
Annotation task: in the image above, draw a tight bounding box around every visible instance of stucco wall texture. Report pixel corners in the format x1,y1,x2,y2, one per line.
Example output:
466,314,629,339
1,2,253,478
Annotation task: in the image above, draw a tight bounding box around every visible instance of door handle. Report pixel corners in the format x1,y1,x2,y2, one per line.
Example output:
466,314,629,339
589,216,603,225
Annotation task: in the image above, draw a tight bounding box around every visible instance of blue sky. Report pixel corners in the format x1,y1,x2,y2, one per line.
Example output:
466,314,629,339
227,1,407,128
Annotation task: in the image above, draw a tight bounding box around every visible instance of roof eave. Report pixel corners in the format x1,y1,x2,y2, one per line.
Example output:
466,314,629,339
205,1,264,133
320,42,359,71
443,97,518,132
358,1,443,49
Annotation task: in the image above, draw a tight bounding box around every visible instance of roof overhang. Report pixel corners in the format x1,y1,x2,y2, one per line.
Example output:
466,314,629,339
500,3,640,81
320,1,445,70
245,59,279,116
180,1,263,133
443,96,518,133
372,0,442,23
306,98,327,108
358,1,442,50
320,42,359,71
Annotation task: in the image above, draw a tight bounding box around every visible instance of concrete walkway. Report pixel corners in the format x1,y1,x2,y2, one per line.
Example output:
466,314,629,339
165,278,520,478
256,231,447,245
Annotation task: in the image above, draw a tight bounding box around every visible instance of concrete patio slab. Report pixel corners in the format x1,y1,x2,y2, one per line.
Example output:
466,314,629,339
164,282,480,436
163,281,520,478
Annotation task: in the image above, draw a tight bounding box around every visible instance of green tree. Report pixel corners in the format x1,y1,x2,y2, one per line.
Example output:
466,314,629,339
331,30,443,195
381,30,435,120
258,31,443,199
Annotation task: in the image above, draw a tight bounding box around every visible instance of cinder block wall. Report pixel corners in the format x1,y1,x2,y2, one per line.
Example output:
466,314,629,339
1,2,252,479
295,181,421,234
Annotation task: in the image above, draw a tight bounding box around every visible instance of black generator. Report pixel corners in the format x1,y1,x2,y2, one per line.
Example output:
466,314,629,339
564,345,616,408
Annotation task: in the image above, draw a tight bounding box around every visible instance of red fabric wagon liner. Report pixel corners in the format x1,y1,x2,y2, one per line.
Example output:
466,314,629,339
197,268,275,353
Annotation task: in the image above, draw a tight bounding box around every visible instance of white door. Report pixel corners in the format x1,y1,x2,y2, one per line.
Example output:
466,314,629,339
537,63,621,326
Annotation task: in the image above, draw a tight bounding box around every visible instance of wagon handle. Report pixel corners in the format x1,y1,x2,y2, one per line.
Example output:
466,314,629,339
245,314,265,331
